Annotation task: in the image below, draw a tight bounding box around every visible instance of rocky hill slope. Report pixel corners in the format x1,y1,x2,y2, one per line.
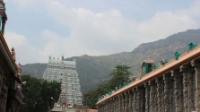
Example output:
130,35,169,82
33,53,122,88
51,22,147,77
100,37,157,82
22,29,200,93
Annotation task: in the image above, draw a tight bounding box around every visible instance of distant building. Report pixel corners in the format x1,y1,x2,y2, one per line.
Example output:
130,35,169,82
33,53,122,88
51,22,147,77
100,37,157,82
42,56,82,106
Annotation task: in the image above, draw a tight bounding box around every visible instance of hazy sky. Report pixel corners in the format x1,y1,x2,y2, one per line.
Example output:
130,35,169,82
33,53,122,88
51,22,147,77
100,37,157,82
4,0,200,64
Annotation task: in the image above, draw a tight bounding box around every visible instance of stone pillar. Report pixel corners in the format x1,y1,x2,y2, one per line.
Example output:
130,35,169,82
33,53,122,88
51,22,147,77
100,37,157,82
120,94,123,112
110,100,112,112
149,80,157,112
122,94,125,112
114,97,117,112
104,103,106,112
125,92,128,112
169,75,174,112
113,99,115,112
191,60,200,111
136,87,140,112
156,77,164,112
140,87,145,112
108,101,110,112
122,93,126,112
109,100,111,112
103,103,105,112
116,97,118,112
99,105,101,112
180,65,189,112
97,105,100,112
111,99,113,112
110,99,112,112
188,66,195,112
107,101,109,112
107,100,109,112
101,105,103,112
103,104,105,112
97,105,99,112
114,98,116,112
132,88,136,112
116,96,118,112
128,90,133,112
106,101,109,112
106,102,108,112
104,101,107,112
100,104,103,112
100,104,102,112
144,83,150,112
163,74,170,112
102,104,104,112
118,96,120,112
172,70,183,112
120,94,122,112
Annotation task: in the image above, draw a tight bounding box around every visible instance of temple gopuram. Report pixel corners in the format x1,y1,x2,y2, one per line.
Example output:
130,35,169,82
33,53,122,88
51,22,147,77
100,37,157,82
42,57,83,109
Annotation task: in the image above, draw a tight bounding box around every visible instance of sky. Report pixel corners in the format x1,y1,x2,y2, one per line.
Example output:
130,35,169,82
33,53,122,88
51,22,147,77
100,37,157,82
3,0,200,64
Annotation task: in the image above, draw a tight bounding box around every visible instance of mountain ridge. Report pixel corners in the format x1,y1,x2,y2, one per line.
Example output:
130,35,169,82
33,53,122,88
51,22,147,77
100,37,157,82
22,29,200,93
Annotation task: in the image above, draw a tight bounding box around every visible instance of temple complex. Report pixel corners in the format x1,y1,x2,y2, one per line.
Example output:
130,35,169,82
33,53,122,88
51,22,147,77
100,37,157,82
97,43,200,112
42,57,82,107
0,0,24,112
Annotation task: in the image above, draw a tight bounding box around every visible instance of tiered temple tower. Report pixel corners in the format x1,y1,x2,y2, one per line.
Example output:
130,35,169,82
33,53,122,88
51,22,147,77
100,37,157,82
42,56,82,106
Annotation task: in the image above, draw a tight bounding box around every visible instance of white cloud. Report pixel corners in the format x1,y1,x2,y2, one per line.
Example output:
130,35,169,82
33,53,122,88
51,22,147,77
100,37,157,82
4,32,49,64
5,0,200,64
4,32,27,47
11,0,43,9
45,1,139,53
40,29,108,57
45,1,199,52
188,0,200,18
138,11,198,42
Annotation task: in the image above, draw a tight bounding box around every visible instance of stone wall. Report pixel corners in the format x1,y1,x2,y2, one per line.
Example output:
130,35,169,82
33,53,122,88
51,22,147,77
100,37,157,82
97,46,200,112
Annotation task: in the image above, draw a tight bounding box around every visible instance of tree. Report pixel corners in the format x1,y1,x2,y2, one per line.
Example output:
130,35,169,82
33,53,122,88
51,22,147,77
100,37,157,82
83,65,132,109
21,75,61,112
109,65,131,89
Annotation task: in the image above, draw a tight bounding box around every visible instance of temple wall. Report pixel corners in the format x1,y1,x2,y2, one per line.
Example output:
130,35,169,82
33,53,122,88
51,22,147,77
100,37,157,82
97,46,200,112
0,55,22,112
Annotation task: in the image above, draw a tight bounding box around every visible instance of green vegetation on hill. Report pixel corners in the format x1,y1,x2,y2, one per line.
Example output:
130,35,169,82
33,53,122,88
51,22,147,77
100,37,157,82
22,29,200,94
22,63,47,78
83,65,132,109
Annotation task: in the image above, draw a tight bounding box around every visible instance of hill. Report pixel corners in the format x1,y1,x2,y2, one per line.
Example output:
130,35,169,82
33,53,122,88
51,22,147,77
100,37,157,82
22,29,200,94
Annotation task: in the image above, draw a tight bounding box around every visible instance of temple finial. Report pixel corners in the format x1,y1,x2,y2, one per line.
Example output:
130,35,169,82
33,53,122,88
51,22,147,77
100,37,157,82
11,47,16,62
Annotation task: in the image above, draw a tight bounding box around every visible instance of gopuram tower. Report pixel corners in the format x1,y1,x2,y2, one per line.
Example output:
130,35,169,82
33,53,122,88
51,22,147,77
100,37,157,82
42,56,82,106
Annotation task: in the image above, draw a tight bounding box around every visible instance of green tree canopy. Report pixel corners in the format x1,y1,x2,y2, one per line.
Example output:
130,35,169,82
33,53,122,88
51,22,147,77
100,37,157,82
21,75,61,112
109,65,131,89
83,65,132,109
